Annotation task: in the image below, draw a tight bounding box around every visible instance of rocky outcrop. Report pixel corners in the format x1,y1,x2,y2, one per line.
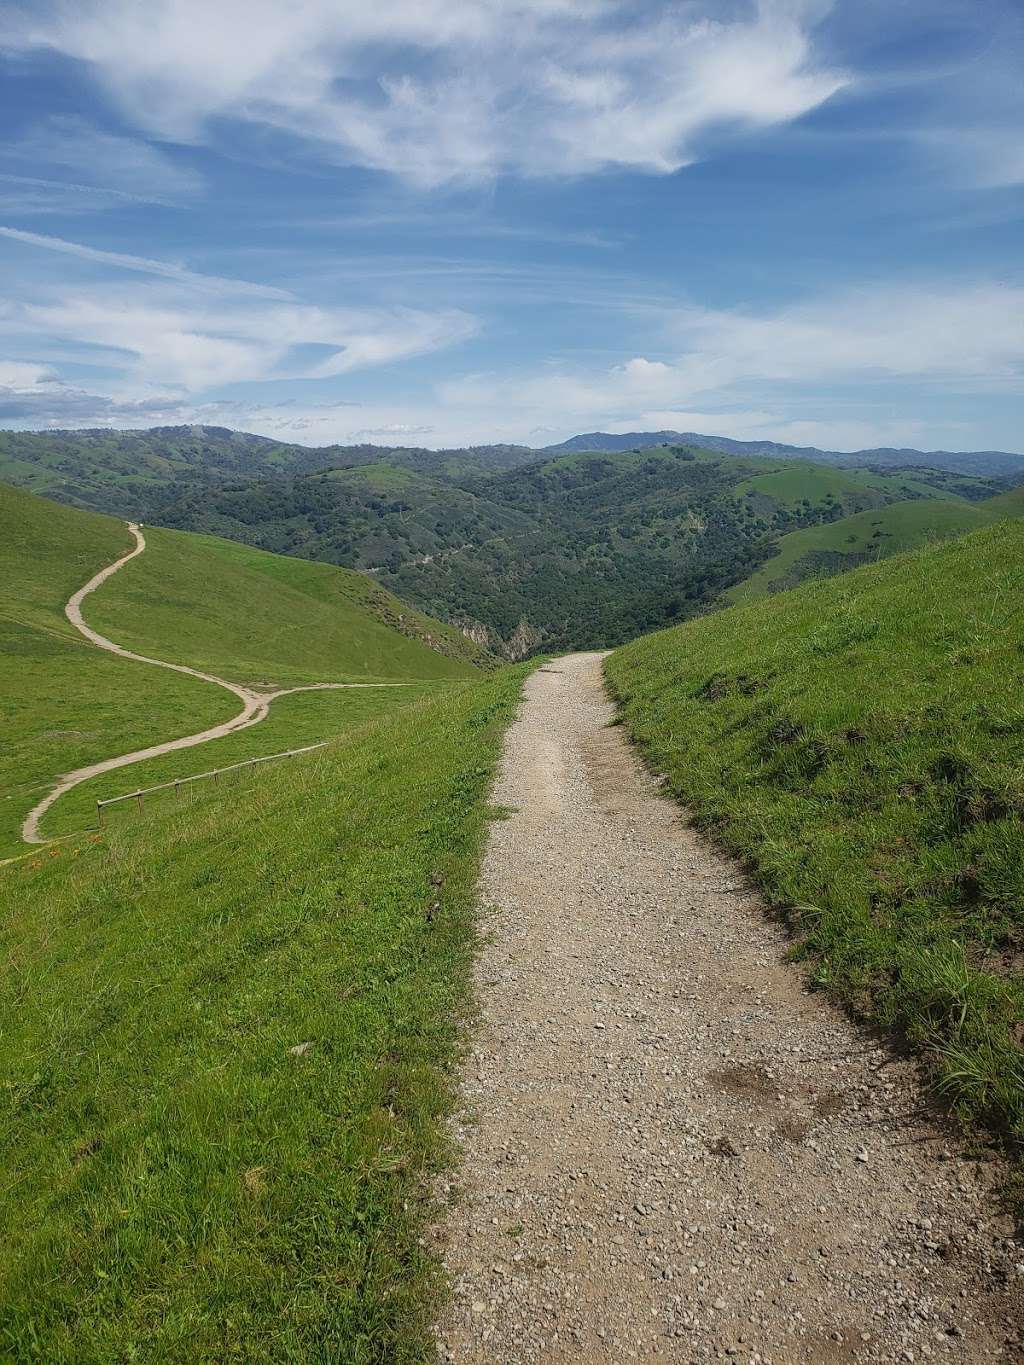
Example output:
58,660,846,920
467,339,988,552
455,616,543,662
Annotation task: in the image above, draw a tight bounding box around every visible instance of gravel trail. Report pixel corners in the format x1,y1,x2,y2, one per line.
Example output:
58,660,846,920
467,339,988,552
23,522,413,843
436,652,1022,1365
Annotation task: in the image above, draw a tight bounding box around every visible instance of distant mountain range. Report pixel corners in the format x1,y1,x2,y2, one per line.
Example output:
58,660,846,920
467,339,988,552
540,431,1024,478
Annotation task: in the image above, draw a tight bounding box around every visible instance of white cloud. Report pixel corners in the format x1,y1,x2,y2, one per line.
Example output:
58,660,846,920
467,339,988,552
0,230,478,394
440,280,1024,422
0,360,56,390
3,239,1020,451
5,287,477,393
3,1,848,185
0,226,291,298
918,129,1024,191
682,282,1024,384
5,116,203,203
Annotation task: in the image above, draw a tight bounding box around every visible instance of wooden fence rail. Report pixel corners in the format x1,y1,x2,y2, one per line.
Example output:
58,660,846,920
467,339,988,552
95,742,327,825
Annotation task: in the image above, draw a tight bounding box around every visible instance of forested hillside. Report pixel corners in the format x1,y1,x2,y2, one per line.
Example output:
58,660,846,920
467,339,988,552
2,427,1019,656
543,428,1024,478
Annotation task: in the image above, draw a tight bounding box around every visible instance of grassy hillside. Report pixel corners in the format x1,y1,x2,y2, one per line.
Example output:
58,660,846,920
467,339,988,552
8,427,1012,656
0,666,529,1361
726,496,1006,602
735,461,892,508
607,522,1024,1144
728,483,1024,602
0,485,235,858
87,524,490,685
44,685,432,841
981,485,1024,518
0,483,489,856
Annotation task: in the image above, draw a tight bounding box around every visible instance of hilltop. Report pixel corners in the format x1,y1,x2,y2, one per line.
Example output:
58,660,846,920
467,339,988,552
541,428,1024,478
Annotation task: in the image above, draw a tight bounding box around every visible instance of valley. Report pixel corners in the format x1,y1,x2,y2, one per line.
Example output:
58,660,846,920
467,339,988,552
3,426,1021,658
4,6,1023,1359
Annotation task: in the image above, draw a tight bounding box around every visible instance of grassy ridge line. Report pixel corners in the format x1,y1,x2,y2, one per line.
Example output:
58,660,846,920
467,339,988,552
727,485,1024,604
0,664,531,1362
606,522,1024,1147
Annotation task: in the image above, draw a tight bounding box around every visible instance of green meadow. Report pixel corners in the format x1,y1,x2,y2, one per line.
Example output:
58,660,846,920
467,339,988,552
46,684,436,840
725,495,1006,602
86,524,488,686
0,668,529,1362
0,486,232,858
0,483,489,856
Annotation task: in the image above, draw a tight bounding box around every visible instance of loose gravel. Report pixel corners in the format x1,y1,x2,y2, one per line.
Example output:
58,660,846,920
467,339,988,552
434,652,1023,1365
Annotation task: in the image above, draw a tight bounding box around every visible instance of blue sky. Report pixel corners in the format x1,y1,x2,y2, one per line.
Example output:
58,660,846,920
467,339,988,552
0,0,1022,452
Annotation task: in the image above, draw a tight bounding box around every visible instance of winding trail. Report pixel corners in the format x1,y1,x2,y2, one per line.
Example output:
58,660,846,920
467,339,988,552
23,523,413,844
437,653,1022,1365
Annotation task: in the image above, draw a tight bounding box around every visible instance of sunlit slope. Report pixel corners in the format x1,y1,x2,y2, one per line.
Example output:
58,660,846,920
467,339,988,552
0,483,491,855
0,666,529,1361
0,484,233,857
607,522,1024,1141
43,683,433,841
86,523,491,684
725,495,1007,602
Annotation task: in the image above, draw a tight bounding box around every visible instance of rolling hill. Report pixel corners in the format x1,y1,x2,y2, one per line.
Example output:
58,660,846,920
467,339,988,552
2,425,1021,655
0,481,490,856
607,519,1024,1141
541,429,1024,479
4,441,1024,1356
728,483,1024,602
0,425,538,518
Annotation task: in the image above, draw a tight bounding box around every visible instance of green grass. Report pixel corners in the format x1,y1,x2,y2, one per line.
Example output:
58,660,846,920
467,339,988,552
87,525,488,685
0,482,490,857
734,461,891,507
607,521,1024,1146
0,664,530,1361
726,496,1008,603
0,486,234,858
44,684,436,840
981,485,1024,519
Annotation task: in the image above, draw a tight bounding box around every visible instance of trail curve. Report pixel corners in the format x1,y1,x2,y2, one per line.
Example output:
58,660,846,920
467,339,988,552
22,523,413,843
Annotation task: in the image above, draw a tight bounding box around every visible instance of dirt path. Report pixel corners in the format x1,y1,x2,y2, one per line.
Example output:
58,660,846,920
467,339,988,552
22,523,413,843
436,653,1022,1365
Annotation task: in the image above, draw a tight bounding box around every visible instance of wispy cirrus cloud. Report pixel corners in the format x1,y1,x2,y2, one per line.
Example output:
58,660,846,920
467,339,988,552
0,226,291,297
408,279,1024,447
0,228,479,394
3,0,848,186
9,274,1017,451
5,116,203,202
